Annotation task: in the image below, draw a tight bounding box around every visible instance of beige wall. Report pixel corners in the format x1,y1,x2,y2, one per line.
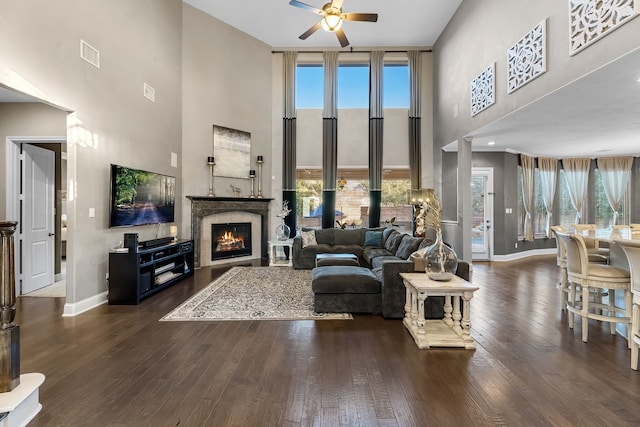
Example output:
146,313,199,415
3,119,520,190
0,0,183,305
181,4,273,238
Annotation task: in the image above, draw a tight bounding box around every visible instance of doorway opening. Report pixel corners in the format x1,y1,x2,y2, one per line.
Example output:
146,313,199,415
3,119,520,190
6,137,67,296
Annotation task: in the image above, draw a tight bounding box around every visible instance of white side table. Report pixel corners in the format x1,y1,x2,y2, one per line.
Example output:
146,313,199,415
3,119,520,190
400,272,479,349
268,239,293,267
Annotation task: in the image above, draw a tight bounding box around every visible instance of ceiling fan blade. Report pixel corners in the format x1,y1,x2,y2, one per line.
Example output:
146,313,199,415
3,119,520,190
342,13,378,22
331,0,344,9
335,27,349,47
289,0,324,15
299,21,323,40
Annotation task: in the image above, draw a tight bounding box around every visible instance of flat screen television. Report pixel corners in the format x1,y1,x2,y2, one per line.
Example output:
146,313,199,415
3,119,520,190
109,164,175,228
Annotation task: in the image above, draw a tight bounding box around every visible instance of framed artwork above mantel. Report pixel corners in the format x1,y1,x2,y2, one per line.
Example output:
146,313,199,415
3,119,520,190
213,125,251,179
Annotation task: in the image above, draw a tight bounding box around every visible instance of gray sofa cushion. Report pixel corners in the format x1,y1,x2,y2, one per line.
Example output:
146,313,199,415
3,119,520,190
334,228,365,246
315,228,335,245
382,227,398,246
363,247,393,266
396,236,424,259
384,231,406,254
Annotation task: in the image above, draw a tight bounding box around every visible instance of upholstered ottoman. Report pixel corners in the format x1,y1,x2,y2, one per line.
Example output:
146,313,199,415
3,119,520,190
311,266,381,314
315,253,359,267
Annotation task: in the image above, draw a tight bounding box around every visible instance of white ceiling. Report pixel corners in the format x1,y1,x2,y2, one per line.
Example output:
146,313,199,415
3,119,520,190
183,0,463,48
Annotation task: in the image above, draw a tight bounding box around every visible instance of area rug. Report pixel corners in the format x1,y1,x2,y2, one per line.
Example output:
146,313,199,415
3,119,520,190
161,266,352,321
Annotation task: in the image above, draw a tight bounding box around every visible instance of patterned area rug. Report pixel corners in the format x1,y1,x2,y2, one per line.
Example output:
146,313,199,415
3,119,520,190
161,266,353,321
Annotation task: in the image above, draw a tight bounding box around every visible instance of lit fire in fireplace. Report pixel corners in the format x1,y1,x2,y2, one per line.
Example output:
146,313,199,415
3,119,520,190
216,231,245,252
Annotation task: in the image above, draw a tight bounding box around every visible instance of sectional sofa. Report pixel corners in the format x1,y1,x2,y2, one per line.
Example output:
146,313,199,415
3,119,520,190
292,227,470,318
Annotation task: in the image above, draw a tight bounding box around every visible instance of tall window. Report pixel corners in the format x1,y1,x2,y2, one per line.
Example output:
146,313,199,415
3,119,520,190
383,63,410,108
337,64,369,108
336,63,369,226
335,169,369,228
296,169,322,230
594,168,627,228
381,169,412,233
533,169,547,236
296,64,323,109
557,169,577,230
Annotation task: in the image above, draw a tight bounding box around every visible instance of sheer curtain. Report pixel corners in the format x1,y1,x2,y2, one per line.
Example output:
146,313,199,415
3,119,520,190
538,157,557,238
520,154,535,241
597,156,632,226
562,158,590,225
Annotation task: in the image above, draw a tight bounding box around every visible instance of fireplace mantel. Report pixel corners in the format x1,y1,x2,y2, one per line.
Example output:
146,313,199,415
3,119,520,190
187,196,273,267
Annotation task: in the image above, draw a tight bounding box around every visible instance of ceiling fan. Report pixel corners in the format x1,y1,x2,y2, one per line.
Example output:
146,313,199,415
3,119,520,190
289,0,378,48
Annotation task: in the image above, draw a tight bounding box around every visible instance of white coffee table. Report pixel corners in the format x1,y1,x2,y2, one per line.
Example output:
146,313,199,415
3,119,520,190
400,272,479,349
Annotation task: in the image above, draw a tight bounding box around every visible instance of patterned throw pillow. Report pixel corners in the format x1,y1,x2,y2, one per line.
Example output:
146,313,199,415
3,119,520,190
301,230,317,248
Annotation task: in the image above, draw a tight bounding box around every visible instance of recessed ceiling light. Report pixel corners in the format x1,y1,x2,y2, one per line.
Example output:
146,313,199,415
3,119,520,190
488,141,496,146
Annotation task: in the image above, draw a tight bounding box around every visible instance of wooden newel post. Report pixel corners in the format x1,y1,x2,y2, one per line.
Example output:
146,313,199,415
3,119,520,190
0,221,19,392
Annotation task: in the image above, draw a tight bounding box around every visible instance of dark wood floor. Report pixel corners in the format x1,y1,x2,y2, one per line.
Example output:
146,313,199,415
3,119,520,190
17,255,640,426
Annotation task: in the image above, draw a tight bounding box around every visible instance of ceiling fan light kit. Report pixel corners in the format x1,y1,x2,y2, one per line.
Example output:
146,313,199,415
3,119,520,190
290,0,378,47
321,14,342,32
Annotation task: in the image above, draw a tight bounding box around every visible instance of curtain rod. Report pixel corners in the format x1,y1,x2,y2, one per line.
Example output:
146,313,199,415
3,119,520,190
271,49,432,54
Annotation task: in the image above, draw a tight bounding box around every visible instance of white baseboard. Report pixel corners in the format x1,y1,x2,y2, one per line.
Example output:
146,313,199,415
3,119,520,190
492,248,556,262
62,291,108,317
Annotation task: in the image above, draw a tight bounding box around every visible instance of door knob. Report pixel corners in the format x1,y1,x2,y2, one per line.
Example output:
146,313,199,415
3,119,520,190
48,233,55,236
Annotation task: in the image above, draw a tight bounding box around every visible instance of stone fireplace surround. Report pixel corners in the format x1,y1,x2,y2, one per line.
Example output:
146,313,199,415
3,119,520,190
187,196,272,268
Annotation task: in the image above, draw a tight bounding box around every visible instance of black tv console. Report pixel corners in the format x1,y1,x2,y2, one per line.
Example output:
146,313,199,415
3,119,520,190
108,239,194,305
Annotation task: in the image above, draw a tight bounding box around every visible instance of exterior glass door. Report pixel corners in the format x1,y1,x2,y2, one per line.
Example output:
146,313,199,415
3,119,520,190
472,168,493,260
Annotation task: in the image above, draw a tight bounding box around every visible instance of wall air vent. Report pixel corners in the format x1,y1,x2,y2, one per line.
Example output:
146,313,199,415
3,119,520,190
143,82,156,102
80,39,100,69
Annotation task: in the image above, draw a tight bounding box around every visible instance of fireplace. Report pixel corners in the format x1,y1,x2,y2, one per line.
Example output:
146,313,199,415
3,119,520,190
211,222,252,260
187,196,272,268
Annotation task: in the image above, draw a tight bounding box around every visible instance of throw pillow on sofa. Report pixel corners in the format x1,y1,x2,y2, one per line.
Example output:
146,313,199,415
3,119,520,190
364,230,383,247
384,231,406,254
301,230,317,248
395,236,424,259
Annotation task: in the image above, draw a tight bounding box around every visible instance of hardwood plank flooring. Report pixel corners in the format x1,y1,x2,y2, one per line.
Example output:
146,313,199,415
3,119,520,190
16,256,640,426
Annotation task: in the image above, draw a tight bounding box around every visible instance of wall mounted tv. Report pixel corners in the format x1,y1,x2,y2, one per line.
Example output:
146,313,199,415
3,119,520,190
109,164,176,228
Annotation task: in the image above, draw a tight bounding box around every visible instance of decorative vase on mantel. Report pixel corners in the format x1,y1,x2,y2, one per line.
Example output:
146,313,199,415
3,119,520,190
275,218,291,241
424,229,458,281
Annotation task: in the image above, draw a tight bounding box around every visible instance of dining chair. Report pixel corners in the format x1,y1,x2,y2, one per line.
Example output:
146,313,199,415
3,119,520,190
552,229,608,314
613,239,640,370
573,224,597,232
558,232,632,344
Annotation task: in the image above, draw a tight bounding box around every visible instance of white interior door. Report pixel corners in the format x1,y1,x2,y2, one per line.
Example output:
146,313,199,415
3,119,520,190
22,144,55,294
472,168,494,261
